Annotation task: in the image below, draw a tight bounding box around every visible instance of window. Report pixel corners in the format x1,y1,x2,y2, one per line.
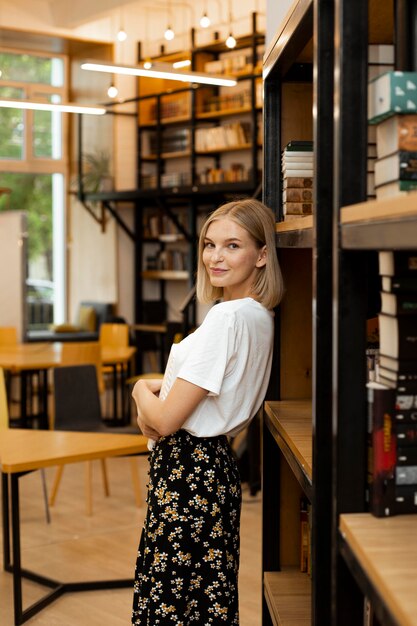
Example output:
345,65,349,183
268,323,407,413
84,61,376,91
0,48,67,330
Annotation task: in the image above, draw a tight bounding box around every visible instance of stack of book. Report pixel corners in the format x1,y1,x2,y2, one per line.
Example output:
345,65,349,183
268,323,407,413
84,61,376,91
368,70,417,198
367,44,395,198
367,249,417,517
281,141,313,220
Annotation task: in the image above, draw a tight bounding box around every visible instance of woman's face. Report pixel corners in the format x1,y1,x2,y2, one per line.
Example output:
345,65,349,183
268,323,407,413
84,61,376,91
202,217,266,301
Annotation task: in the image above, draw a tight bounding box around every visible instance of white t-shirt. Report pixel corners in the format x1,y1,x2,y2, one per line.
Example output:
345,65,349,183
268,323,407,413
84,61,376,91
159,297,274,438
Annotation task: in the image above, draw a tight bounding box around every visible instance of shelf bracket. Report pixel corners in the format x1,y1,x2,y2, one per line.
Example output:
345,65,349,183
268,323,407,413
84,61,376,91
78,198,109,233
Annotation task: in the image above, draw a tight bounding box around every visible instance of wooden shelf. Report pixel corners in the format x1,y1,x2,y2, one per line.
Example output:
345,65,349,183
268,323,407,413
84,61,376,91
196,143,252,155
196,106,253,120
341,193,417,249
264,568,311,626
141,270,189,280
339,513,417,626
264,400,312,498
144,150,191,160
275,216,313,248
140,114,192,128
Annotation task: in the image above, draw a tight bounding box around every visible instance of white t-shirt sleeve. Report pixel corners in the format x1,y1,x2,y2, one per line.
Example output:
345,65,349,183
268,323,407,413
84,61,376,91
177,307,237,396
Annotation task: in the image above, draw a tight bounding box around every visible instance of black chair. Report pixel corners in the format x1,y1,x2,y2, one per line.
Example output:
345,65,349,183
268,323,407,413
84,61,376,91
50,364,144,515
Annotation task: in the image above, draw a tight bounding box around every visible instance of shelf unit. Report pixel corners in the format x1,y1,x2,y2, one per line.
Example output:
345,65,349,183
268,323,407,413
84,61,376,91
78,15,266,366
263,0,417,624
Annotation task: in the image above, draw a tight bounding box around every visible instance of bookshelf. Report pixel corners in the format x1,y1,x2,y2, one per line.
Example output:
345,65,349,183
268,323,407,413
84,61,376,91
262,0,417,624
262,0,333,623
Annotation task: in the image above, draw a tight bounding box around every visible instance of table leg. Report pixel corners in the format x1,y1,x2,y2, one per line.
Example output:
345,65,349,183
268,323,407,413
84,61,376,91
11,473,23,624
2,473,10,571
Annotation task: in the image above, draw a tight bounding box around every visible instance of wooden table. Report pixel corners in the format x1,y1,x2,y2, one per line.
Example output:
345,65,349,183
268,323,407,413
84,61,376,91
0,343,136,426
0,428,148,625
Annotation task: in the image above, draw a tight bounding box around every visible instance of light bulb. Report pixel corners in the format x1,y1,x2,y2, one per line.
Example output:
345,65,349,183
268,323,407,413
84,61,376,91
117,29,127,42
200,13,211,28
225,33,236,49
107,84,118,98
143,59,152,70
164,26,175,41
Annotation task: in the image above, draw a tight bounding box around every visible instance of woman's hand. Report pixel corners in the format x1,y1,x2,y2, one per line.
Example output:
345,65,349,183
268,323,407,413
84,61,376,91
132,378,164,439
136,415,161,440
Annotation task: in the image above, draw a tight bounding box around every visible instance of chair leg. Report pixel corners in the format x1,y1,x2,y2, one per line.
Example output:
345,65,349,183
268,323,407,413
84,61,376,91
40,469,51,523
85,461,93,516
100,459,110,496
49,465,65,506
129,457,142,507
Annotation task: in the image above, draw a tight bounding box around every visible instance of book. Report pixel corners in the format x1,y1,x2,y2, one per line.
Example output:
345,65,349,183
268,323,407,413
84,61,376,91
375,179,417,199
378,313,417,359
283,201,313,215
368,44,395,65
376,114,417,159
374,150,417,187
284,140,313,151
397,422,417,445
283,176,313,188
379,250,417,276
397,447,417,463
282,188,313,202
368,71,417,125
382,275,417,293
282,168,314,177
282,161,314,171
379,365,417,384
380,353,417,373
380,291,417,315
378,373,417,393
367,382,397,517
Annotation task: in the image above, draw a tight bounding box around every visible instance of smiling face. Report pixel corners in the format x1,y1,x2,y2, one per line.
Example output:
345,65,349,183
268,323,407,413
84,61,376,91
202,217,267,301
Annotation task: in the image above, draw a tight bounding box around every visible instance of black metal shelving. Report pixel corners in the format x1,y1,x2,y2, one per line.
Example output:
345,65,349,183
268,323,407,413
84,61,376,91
264,1,417,625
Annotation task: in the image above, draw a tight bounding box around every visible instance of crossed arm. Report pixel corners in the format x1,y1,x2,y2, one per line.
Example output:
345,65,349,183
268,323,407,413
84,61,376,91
132,377,208,439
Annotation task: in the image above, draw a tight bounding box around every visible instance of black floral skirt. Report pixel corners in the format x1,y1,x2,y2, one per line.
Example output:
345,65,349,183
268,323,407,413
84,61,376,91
132,429,242,625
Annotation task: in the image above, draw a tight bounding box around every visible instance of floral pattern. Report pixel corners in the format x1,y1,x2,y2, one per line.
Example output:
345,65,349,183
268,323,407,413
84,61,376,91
132,430,241,625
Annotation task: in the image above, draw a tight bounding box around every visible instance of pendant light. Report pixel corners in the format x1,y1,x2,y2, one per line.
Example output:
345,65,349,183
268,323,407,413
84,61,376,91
225,0,237,49
164,0,175,41
200,1,211,28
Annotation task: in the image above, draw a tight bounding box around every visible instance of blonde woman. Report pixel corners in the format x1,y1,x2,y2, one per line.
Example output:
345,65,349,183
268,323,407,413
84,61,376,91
132,199,283,625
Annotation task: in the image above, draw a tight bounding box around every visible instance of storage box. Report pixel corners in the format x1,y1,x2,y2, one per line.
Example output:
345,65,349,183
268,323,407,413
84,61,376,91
368,71,417,124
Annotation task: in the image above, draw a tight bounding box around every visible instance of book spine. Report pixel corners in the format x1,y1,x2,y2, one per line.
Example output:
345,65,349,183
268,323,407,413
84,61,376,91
283,176,313,188
283,201,313,215
369,386,397,517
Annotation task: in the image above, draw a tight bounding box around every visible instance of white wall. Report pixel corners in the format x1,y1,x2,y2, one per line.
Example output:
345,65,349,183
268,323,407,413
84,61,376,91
0,212,27,341
0,0,273,326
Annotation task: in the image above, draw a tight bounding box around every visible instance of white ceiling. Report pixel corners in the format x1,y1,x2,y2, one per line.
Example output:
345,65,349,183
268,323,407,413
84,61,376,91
45,0,190,29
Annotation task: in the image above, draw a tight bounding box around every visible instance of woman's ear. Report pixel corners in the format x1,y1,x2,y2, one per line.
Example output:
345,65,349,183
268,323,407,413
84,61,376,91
256,245,267,268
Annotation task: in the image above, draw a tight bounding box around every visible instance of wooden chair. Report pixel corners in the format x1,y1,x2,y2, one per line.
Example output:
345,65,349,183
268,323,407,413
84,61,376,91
99,323,130,419
49,364,144,515
0,326,18,345
60,341,104,395
0,367,50,523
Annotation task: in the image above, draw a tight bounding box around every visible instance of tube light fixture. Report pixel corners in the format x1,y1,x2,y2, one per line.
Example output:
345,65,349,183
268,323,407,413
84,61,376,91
81,60,237,87
172,59,192,69
0,98,106,115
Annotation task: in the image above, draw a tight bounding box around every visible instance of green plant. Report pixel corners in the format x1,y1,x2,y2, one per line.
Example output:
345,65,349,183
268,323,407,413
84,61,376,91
79,150,112,193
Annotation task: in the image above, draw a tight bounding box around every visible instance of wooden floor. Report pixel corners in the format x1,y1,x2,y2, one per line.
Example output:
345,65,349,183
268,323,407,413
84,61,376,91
0,455,261,625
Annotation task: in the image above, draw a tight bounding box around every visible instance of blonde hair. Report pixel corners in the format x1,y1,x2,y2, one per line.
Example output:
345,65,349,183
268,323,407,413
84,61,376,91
196,199,284,310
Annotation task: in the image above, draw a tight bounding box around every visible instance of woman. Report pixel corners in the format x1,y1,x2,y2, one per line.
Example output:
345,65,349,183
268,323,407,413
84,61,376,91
132,198,283,625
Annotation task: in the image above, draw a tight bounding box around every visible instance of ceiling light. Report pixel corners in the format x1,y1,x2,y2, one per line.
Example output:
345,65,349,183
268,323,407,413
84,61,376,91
200,13,211,28
225,33,237,49
0,98,106,115
81,60,237,87
173,59,192,69
164,26,175,41
107,84,118,98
